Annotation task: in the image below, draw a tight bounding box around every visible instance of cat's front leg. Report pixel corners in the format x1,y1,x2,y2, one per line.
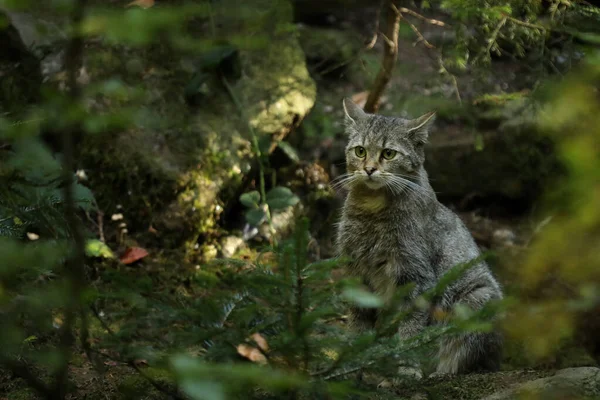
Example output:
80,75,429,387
348,306,377,332
397,310,429,340
395,282,431,340
395,292,430,381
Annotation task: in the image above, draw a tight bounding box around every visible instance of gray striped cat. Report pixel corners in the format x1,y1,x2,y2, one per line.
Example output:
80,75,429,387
335,98,503,375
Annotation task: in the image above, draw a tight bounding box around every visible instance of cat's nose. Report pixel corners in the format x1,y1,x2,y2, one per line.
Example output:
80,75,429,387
365,167,377,176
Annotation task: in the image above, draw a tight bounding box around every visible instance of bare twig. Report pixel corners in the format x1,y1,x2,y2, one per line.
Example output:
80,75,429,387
366,0,385,50
364,0,401,113
96,210,105,242
437,57,462,104
402,15,435,49
397,7,449,28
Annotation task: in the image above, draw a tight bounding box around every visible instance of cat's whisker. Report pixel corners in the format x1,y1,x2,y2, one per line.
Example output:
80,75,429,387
330,173,354,184
330,175,356,191
383,180,399,195
331,173,355,183
388,176,435,205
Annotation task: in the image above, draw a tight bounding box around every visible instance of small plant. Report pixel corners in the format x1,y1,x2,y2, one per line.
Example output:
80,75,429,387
240,186,300,227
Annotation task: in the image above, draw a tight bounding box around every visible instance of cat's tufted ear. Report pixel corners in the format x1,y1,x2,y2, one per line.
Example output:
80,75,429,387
343,97,367,125
406,111,436,144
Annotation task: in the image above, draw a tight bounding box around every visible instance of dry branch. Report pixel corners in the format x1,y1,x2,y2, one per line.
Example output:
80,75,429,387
364,0,401,113
397,7,450,27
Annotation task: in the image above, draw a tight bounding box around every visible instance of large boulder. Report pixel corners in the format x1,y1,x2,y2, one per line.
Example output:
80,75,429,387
425,100,560,210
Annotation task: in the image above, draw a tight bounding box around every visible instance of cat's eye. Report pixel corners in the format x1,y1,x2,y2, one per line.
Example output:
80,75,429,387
355,146,366,158
381,149,397,160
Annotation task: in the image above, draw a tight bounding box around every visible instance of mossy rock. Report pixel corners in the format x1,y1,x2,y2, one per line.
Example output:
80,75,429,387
76,0,316,257
425,99,561,209
426,127,558,206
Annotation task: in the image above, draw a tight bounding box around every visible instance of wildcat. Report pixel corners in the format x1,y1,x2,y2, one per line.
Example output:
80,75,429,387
335,98,503,375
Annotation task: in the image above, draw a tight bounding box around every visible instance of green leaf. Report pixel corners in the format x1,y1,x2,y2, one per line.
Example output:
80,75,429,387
577,32,600,46
245,208,266,226
240,191,260,208
23,335,38,343
198,46,237,69
341,288,383,308
85,239,115,259
170,355,306,391
257,135,271,155
266,186,299,211
276,141,299,163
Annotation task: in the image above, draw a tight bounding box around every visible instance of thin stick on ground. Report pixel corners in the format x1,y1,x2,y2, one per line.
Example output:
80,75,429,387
364,0,401,113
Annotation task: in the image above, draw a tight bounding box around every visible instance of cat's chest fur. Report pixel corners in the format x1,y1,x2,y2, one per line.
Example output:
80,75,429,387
338,205,433,298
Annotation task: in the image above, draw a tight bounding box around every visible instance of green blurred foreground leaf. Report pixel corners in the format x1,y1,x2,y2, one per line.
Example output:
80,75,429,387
341,288,384,308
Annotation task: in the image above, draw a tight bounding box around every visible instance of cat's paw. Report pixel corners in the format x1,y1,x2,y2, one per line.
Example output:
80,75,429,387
428,371,451,379
396,366,423,381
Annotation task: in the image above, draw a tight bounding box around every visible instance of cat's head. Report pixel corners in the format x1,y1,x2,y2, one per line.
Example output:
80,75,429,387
341,98,435,191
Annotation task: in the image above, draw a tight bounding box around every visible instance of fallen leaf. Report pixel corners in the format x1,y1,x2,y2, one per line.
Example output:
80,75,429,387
126,0,155,8
251,333,269,352
104,360,119,367
236,344,267,365
120,247,149,264
148,225,158,234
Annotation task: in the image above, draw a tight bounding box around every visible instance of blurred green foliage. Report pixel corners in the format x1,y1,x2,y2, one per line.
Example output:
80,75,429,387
504,50,600,363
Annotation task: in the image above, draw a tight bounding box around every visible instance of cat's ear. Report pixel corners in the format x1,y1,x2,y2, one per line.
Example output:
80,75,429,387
406,111,436,144
343,97,366,125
